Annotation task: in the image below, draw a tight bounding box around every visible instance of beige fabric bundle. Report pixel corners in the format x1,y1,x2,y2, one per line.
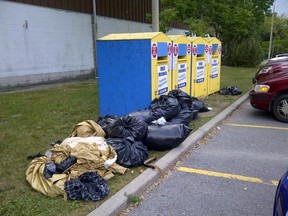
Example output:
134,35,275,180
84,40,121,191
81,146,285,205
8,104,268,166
26,137,127,197
25,156,68,197
69,120,106,138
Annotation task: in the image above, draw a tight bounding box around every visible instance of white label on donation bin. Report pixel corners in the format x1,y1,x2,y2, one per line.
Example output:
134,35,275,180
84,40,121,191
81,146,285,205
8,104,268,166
211,58,218,78
196,61,205,83
208,45,212,64
157,65,168,95
205,44,210,64
178,63,187,90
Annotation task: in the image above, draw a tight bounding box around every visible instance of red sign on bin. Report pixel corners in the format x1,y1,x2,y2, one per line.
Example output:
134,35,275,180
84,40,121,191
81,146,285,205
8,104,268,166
173,43,178,57
187,44,191,54
218,45,222,55
151,43,158,59
205,44,209,54
192,44,197,56
209,45,212,55
168,42,172,56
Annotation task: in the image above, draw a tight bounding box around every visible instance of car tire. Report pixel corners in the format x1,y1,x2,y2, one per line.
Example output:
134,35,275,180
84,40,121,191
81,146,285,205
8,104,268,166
272,94,288,123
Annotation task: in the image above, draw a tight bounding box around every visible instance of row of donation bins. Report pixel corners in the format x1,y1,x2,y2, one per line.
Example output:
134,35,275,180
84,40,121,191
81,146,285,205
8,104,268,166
97,32,221,116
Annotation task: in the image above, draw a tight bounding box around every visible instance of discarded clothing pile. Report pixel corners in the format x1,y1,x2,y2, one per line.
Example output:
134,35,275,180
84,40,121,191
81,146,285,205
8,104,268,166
26,123,127,201
26,89,211,201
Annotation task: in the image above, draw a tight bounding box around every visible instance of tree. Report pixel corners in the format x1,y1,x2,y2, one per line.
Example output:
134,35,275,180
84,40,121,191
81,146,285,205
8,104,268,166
204,0,272,65
159,0,198,32
260,14,288,41
159,0,274,65
259,14,288,58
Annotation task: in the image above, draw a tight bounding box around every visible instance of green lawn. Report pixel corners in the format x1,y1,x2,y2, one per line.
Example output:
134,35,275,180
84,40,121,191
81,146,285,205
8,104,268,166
0,66,256,216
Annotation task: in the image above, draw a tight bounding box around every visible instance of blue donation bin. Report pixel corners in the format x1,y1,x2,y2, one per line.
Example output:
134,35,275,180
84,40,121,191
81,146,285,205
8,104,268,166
97,32,171,116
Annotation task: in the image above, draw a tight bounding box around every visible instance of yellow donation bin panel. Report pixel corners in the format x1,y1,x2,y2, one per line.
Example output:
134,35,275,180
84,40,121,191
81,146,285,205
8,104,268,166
204,37,222,95
187,37,208,98
167,35,191,94
97,32,172,116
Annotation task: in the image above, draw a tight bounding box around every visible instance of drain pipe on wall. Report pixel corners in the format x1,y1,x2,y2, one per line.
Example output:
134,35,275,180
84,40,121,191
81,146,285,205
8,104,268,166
92,0,98,78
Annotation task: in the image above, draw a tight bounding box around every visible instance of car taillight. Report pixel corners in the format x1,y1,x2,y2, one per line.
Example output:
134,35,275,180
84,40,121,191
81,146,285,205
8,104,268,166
254,85,270,93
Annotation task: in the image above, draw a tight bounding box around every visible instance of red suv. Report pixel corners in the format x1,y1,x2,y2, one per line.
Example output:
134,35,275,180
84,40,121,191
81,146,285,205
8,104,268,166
253,59,288,84
250,60,288,123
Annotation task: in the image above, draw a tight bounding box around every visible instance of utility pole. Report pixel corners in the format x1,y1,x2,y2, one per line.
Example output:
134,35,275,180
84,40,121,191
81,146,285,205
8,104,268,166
268,4,275,60
152,0,159,32
93,0,98,78
268,0,285,59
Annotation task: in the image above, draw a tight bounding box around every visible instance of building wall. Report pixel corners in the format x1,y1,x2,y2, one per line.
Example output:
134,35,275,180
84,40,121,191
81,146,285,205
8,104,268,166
97,16,187,38
0,1,95,89
7,0,189,30
0,1,187,89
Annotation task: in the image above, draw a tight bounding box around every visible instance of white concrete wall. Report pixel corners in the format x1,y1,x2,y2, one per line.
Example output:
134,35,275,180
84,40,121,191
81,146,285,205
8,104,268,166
97,16,151,38
97,16,187,38
0,1,94,88
0,1,187,89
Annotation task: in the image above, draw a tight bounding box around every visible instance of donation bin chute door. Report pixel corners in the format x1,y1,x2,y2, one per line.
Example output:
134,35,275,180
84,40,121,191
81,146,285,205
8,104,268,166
151,34,171,100
206,37,221,95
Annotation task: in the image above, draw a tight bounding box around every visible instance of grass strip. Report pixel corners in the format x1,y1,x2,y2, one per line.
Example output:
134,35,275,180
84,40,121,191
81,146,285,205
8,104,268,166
0,66,256,216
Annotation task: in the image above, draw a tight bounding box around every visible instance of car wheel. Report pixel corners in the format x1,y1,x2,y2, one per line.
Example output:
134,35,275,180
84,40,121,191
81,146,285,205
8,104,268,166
272,94,288,123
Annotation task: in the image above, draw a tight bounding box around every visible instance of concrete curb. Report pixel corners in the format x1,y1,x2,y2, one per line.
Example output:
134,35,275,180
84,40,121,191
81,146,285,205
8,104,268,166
88,92,250,216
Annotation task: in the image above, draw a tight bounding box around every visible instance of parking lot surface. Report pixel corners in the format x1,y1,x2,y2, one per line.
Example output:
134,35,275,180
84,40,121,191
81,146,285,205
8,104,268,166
126,101,288,216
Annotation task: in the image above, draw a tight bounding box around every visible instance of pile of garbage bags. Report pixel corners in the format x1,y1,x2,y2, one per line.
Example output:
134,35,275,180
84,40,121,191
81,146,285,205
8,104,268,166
219,86,242,95
26,89,210,201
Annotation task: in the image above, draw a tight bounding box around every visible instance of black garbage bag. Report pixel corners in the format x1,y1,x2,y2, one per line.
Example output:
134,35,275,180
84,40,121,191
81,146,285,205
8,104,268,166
27,152,45,160
168,108,199,126
44,162,57,179
168,89,193,109
65,172,109,201
219,86,242,95
56,157,77,173
126,109,160,124
106,115,148,140
191,97,210,112
106,137,149,168
149,95,181,120
96,115,120,135
44,157,77,179
143,124,192,151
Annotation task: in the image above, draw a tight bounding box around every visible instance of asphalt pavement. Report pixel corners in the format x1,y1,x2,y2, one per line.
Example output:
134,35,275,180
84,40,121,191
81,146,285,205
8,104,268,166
88,93,288,216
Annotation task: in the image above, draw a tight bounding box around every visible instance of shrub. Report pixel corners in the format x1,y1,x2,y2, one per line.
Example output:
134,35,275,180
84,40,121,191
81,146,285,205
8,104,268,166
223,37,263,66
262,40,288,59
